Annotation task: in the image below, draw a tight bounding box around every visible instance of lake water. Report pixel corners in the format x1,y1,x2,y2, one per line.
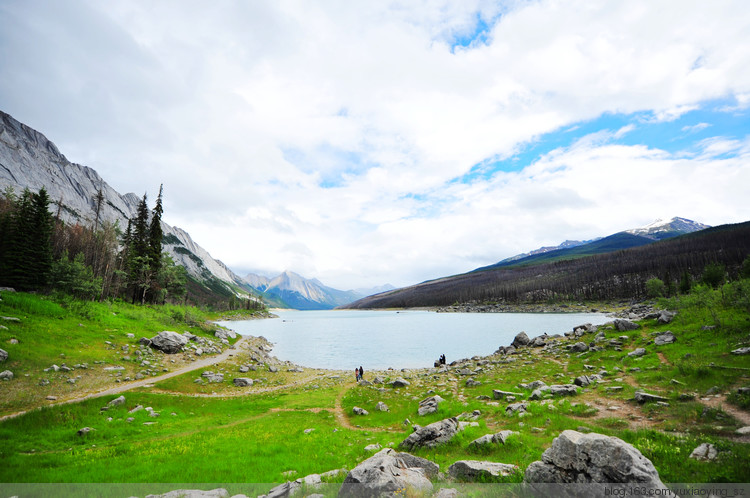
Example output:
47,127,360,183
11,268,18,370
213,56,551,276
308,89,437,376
216,309,612,371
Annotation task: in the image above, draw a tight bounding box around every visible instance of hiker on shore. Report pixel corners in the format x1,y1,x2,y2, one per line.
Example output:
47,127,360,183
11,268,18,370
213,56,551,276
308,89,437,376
359,366,364,381
355,367,360,382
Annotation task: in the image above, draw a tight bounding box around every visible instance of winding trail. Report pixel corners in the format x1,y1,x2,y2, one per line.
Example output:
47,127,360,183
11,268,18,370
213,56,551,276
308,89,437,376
0,337,249,423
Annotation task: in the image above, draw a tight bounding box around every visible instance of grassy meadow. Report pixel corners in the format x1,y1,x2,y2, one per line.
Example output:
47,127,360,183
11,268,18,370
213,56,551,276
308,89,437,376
0,284,749,492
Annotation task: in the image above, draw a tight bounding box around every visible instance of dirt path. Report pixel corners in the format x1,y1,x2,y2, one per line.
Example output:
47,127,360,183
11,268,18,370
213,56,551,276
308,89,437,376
0,337,249,423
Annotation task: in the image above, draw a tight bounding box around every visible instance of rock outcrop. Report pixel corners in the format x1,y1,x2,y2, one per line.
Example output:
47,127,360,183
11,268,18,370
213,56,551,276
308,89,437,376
150,331,189,354
339,448,438,497
448,460,519,482
399,417,459,450
524,430,666,496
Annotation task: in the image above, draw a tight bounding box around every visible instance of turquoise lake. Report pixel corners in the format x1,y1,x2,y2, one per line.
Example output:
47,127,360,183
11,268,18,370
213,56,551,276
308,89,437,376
217,309,612,370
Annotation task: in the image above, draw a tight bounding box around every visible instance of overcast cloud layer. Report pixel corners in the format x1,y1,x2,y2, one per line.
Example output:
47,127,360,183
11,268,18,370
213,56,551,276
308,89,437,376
2,0,750,290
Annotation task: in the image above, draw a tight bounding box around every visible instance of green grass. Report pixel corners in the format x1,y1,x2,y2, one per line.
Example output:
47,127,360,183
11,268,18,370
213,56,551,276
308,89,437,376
1,286,749,486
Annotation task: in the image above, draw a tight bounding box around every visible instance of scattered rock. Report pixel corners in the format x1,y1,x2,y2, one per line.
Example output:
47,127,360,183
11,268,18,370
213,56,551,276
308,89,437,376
339,448,438,497
418,395,443,416
654,332,676,346
615,319,640,332
465,379,481,387
107,395,126,407
353,406,369,416
732,347,750,355
511,331,531,348
469,430,517,447
570,342,589,353
390,377,410,387
689,443,718,461
364,443,382,452
448,460,519,482
0,348,7,362
628,348,647,358
268,365,279,373
201,371,224,383
634,391,669,404
657,311,676,324
506,402,527,415
233,377,253,387
493,389,523,400
399,417,459,450
149,331,189,354
524,430,666,493
375,401,389,412
0,370,13,381
77,427,94,436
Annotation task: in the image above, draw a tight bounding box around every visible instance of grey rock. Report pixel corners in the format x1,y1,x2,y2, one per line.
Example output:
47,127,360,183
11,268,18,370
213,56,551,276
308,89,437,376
150,331,189,354
433,489,459,498
353,406,369,416
628,348,647,358
527,380,548,391
399,417,459,450
390,377,410,387
732,347,750,355
418,395,443,416
512,331,531,348
689,443,718,461
107,395,126,407
77,427,94,436
493,389,524,400
634,391,669,404
0,370,13,381
524,430,666,494
469,430,517,447
0,348,7,362
615,319,640,332
214,328,236,340
233,377,253,387
570,342,589,353
268,365,279,373
506,402,527,415
657,311,676,324
364,443,382,452
465,379,481,387
654,331,676,346
529,334,548,347
201,371,224,383
339,448,438,497
549,384,578,397
375,401,389,412
448,460,519,482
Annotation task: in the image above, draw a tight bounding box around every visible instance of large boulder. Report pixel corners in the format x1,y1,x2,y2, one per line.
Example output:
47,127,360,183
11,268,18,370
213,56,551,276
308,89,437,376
448,460,519,482
390,377,410,387
233,378,253,387
0,348,8,362
512,331,531,348
615,319,640,332
339,448,438,497
150,331,189,354
524,430,666,496
399,417,459,450
570,342,589,353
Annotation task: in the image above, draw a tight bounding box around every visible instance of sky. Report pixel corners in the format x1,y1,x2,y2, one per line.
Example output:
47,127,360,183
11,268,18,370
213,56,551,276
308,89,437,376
1,0,750,291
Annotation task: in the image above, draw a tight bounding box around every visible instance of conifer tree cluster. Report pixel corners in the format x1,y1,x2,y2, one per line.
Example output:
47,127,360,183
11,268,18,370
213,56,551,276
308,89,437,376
0,184,186,304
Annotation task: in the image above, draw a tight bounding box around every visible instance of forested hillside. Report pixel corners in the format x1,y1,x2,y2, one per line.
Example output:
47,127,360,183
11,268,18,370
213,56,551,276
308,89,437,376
343,221,750,309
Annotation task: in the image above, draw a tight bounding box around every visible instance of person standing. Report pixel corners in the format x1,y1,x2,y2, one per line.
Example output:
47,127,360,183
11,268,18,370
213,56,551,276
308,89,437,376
355,367,360,382
359,366,364,381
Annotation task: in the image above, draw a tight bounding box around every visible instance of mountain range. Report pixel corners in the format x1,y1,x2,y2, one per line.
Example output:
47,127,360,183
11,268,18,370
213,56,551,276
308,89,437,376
476,217,710,272
344,216,731,309
242,271,394,310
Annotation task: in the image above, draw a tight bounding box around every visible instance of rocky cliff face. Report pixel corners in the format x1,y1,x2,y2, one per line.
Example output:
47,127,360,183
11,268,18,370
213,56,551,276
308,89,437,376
0,110,245,290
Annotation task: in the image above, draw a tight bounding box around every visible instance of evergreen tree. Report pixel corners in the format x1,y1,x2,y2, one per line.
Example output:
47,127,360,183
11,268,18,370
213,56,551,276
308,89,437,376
148,185,164,278
29,187,54,288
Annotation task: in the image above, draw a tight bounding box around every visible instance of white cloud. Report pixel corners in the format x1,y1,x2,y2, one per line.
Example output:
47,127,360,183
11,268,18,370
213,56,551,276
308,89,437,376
2,0,750,289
